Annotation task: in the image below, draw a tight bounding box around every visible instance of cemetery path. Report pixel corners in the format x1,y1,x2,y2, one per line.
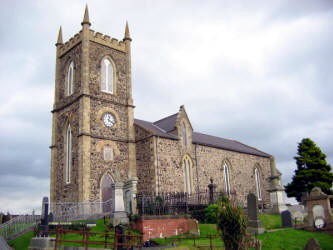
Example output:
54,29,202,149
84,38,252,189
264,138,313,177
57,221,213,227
266,228,287,232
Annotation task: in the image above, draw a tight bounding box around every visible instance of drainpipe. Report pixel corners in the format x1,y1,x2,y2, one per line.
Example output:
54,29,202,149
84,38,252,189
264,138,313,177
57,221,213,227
195,144,199,193
155,136,160,194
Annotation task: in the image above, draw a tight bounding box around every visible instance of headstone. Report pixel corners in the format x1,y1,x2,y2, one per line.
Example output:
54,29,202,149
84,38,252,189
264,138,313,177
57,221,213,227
281,210,292,227
303,238,321,250
208,177,217,204
303,187,333,230
115,224,126,250
40,197,49,237
111,182,129,225
247,193,265,234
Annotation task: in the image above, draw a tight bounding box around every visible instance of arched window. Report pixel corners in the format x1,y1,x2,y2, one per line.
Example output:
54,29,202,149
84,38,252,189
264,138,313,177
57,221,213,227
67,61,74,96
255,168,262,200
65,124,72,184
223,162,231,195
101,58,114,93
183,155,192,193
182,122,187,147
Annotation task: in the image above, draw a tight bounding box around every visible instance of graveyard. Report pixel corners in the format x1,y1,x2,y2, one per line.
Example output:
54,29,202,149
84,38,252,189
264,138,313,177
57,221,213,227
2,187,333,249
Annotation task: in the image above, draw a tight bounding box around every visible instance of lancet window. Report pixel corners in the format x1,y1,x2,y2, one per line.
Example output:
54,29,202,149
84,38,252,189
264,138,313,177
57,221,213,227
101,57,114,93
65,124,72,184
67,61,74,96
223,162,231,195
183,155,193,193
255,168,262,200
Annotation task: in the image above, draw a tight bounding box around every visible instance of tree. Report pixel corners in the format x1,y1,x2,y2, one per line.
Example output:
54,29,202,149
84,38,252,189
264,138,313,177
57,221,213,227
216,195,248,250
285,138,333,202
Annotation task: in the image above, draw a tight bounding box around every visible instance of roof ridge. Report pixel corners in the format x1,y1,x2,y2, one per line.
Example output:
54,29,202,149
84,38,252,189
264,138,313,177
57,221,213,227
193,131,233,141
153,112,178,124
232,139,271,156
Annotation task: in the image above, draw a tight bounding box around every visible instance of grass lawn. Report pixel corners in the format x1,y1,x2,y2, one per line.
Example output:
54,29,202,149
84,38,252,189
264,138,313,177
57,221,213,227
7,215,333,250
8,231,34,250
258,228,333,250
153,222,333,250
259,213,282,229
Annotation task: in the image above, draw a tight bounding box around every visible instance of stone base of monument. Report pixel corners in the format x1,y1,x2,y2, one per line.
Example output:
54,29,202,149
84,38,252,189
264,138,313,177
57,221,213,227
111,211,129,225
29,237,55,250
247,220,265,234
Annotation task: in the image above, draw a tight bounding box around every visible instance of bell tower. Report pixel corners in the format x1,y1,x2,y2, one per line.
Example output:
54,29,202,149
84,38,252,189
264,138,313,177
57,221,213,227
50,6,137,206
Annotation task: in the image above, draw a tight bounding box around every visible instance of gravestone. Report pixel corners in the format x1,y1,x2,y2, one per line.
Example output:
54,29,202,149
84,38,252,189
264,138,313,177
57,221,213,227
115,224,126,250
29,197,55,250
111,182,129,225
303,187,333,230
281,210,292,227
40,197,49,237
304,238,321,250
208,177,217,204
247,193,265,234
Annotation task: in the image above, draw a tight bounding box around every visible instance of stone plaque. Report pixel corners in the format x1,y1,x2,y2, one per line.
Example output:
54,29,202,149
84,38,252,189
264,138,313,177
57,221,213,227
312,205,325,220
103,147,113,162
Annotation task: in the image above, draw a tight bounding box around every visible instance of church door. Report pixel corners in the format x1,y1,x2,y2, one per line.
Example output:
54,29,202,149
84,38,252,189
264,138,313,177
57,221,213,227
101,174,113,212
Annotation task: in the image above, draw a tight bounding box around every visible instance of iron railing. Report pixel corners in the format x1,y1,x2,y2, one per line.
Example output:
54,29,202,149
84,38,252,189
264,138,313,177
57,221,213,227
51,198,113,222
0,214,40,240
137,190,236,216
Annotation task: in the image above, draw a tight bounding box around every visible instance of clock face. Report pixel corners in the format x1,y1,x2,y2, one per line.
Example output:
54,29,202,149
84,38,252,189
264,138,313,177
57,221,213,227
103,113,115,128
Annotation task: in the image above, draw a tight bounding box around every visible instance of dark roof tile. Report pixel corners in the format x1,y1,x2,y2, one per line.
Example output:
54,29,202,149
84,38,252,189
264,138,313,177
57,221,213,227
192,132,271,158
153,113,178,132
134,117,271,158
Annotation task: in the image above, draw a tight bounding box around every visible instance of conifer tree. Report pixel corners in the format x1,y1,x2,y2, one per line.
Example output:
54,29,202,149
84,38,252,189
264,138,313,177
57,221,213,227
285,138,333,202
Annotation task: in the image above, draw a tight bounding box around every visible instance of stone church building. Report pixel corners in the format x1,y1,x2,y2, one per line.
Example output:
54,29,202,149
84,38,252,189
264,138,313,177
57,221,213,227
50,7,285,212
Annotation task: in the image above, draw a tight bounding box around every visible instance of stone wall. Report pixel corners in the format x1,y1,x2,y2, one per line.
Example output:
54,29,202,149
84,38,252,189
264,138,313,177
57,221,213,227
89,42,128,103
195,144,271,205
135,130,271,205
54,102,80,202
135,125,156,193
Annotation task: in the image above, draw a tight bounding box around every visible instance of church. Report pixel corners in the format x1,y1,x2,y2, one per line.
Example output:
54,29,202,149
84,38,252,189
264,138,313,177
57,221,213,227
50,7,285,212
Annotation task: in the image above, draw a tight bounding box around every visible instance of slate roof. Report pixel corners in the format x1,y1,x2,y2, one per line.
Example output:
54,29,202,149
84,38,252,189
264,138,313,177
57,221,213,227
153,113,178,132
134,114,271,158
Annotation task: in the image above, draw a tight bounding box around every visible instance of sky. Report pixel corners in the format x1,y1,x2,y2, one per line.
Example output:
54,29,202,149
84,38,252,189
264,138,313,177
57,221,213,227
0,0,333,214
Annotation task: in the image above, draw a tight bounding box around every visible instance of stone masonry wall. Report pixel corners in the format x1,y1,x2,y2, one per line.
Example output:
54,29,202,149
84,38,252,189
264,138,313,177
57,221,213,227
87,42,130,200
141,134,271,205
195,145,271,205
53,43,83,203
135,125,156,193
89,42,128,105
54,102,80,202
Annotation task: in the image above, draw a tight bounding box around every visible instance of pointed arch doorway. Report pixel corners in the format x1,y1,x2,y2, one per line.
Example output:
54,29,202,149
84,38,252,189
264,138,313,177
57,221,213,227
100,173,114,212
